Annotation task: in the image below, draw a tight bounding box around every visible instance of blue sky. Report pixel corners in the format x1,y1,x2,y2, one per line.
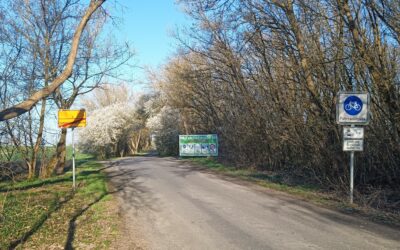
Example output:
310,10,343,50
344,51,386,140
64,1,190,144
112,1,189,86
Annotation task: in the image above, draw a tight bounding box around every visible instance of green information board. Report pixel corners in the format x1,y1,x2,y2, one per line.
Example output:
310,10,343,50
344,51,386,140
179,134,218,157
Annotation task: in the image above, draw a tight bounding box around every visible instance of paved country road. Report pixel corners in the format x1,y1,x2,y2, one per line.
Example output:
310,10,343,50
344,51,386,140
106,156,400,250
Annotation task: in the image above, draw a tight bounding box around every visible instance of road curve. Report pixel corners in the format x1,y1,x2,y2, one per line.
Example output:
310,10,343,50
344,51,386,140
106,156,400,250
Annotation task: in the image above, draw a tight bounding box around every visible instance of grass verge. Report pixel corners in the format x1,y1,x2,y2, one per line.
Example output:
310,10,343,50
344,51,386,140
186,157,400,227
0,157,120,249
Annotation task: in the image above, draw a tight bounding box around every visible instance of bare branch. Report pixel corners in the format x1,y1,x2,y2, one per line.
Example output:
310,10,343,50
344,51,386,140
0,0,106,121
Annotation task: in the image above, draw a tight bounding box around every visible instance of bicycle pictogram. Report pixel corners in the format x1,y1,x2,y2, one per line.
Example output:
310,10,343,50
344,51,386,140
345,101,361,112
343,96,363,115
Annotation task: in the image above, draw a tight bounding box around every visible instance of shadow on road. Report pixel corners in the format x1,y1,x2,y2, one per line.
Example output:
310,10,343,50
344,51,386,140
104,158,160,215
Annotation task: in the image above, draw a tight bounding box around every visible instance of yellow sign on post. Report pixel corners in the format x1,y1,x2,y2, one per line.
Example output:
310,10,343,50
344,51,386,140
58,109,86,190
58,109,87,128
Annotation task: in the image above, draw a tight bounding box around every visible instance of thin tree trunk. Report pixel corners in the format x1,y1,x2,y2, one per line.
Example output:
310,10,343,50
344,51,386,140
28,98,46,179
135,131,142,153
281,1,326,116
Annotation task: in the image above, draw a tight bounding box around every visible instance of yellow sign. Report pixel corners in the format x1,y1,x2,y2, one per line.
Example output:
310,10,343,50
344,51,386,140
58,109,87,128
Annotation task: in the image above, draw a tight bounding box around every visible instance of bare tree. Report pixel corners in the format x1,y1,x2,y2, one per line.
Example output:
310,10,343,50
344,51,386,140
0,0,106,121
45,17,134,176
0,0,108,179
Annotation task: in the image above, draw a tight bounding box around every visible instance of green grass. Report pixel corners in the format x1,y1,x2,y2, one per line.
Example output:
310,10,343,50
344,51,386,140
188,157,323,200
0,156,119,249
66,146,95,161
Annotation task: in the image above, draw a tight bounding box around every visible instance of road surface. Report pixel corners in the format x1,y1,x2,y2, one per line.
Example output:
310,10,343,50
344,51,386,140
106,156,400,250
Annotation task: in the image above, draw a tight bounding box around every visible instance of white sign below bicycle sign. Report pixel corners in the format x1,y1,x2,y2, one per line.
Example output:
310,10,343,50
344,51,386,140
343,139,363,151
343,127,364,139
336,92,370,125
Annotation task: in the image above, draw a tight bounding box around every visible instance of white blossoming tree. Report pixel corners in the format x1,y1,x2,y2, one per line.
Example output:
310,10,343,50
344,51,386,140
78,86,155,158
79,103,134,158
146,106,180,156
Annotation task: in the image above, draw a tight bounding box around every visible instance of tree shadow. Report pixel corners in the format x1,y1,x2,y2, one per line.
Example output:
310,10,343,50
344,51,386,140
63,174,140,249
171,158,400,240
63,158,151,249
8,157,159,249
7,191,75,249
5,160,126,249
64,193,107,250
257,193,400,241
0,176,71,193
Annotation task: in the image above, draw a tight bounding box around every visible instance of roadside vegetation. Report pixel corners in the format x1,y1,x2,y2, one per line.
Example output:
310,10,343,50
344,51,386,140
142,0,400,213
0,152,120,249
0,0,132,180
0,1,132,248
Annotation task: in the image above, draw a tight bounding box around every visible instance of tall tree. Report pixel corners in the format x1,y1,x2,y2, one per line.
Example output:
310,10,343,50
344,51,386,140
0,0,108,178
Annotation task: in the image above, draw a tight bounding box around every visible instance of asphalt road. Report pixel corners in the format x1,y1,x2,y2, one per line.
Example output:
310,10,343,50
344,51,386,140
107,156,400,250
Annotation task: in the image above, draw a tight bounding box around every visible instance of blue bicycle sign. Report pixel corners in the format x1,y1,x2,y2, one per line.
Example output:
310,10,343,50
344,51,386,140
344,96,363,115
337,92,369,124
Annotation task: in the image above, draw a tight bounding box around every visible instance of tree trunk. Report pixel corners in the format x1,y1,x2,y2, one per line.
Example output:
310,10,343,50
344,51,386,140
281,1,326,116
28,98,47,179
42,128,67,177
55,128,68,174
27,162,35,180
135,131,142,153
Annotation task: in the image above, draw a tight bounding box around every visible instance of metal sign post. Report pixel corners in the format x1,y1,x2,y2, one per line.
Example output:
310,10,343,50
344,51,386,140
72,128,76,190
350,151,354,203
349,125,355,204
337,92,370,204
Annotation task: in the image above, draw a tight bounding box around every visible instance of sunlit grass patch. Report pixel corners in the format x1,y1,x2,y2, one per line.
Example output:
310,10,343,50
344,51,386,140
0,182,71,249
0,160,119,249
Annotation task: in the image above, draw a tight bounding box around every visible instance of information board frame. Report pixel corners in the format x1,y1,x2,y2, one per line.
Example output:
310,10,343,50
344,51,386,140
179,134,218,157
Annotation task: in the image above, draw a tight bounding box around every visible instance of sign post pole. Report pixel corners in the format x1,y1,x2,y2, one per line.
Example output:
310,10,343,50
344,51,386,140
349,123,356,204
342,125,363,204
350,140,354,204
337,92,370,204
72,128,76,190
